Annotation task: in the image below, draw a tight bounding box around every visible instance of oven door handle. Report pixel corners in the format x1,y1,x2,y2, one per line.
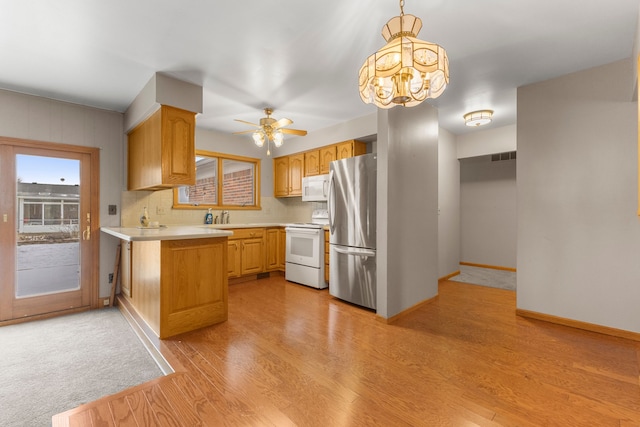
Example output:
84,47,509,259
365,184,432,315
333,246,376,258
285,228,321,234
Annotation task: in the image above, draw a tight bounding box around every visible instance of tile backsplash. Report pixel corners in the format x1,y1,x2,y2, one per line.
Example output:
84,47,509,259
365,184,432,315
120,189,320,227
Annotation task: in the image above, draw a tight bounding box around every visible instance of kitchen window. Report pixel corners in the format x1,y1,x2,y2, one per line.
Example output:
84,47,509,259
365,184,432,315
173,150,260,210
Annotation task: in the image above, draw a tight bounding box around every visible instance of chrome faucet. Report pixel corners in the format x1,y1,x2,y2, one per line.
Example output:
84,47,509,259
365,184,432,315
220,210,230,224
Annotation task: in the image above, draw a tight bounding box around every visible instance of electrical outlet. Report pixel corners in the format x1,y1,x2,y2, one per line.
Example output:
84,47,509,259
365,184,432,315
108,204,117,215
103,298,110,306
156,206,166,215
108,273,113,283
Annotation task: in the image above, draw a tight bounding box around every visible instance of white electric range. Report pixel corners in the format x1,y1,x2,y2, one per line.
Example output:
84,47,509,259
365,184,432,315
284,210,328,289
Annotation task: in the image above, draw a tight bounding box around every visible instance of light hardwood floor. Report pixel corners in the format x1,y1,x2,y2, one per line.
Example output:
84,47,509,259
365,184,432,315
53,276,640,426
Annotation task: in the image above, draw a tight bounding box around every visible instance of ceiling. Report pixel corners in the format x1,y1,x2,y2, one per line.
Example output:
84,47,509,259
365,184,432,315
0,1,638,138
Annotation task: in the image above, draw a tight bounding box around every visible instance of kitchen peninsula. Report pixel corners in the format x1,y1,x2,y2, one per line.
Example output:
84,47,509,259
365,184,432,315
101,226,233,339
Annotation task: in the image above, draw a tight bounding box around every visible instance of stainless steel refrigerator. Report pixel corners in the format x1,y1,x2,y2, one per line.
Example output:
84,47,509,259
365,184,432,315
328,153,377,310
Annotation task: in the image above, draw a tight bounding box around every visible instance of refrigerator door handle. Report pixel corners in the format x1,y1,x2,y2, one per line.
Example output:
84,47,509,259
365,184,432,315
333,246,376,258
328,169,335,234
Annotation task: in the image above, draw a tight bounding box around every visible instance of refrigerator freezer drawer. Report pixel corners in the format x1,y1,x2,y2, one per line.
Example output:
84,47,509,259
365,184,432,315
329,244,376,310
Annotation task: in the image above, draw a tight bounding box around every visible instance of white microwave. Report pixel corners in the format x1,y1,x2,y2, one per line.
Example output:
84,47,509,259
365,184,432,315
302,174,330,201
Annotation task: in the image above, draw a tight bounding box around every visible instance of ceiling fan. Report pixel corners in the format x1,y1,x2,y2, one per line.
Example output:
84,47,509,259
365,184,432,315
233,108,307,156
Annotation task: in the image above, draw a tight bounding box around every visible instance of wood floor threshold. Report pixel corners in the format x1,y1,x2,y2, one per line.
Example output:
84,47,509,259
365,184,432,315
460,261,517,272
51,372,189,427
438,270,461,281
516,308,640,342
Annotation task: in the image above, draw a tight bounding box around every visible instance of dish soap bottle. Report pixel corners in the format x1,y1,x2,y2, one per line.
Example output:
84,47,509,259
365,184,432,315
140,207,150,227
205,208,213,224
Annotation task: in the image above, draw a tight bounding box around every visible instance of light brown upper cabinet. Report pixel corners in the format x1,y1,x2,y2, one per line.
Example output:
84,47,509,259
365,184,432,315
319,146,336,174
273,140,366,198
128,105,196,191
304,150,320,176
273,156,290,197
336,140,366,160
273,153,303,197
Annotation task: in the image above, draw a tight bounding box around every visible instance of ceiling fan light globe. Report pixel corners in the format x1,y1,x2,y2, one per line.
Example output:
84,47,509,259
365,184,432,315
273,131,284,147
252,131,265,147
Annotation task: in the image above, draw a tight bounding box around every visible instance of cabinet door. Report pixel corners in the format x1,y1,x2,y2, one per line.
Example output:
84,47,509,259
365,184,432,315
127,108,162,190
324,230,330,283
278,228,286,270
320,146,336,174
273,156,290,197
241,238,264,275
265,229,279,271
227,240,242,278
304,150,320,176
161,105,196,186
289,154,304,196
336,141,353,160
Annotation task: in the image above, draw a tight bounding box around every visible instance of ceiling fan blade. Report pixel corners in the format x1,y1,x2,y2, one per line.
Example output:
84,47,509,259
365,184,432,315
280,128,307,136
273,118,293,129
232,129,258,135
234,119,261,127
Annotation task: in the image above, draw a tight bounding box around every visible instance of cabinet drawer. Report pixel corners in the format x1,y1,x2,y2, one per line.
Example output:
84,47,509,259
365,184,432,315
228,228,265,240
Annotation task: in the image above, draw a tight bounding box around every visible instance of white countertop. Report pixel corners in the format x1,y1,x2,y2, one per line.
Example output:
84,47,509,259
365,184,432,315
100,225,234,242
198,223,286,229
100,223,290,242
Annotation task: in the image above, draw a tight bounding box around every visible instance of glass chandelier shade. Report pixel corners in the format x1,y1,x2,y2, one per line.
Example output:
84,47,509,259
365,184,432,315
359,2,449,109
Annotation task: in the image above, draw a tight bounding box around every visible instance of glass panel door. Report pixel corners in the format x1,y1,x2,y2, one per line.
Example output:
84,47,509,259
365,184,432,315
0,140,96,322
16,154,81,298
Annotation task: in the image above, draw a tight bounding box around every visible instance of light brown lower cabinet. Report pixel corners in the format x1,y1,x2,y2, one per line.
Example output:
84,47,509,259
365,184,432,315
278,228,286,270
227,228,265,278
228,227,286,278
324,230,330,283
125,237,228,339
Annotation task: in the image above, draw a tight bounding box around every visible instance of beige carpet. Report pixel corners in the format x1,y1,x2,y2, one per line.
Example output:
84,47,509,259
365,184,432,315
0,307,163,427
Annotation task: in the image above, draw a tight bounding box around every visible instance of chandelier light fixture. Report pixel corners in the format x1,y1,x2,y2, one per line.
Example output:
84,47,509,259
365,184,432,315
464,110,493,127
358,0,449,109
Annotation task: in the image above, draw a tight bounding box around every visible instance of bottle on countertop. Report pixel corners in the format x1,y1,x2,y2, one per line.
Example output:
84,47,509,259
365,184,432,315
140,207,150,227
205,208,213,224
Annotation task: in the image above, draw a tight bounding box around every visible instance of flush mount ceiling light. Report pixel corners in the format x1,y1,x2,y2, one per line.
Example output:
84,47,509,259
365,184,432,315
358,0,449,109
464,110,494,127
233,108,307,156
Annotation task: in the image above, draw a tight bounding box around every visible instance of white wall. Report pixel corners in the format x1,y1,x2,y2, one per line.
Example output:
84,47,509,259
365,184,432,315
517,59,640,333
438,127,460,277
377,103,439,319
457,124,516,159
0,89,124,300
460,155,517,268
